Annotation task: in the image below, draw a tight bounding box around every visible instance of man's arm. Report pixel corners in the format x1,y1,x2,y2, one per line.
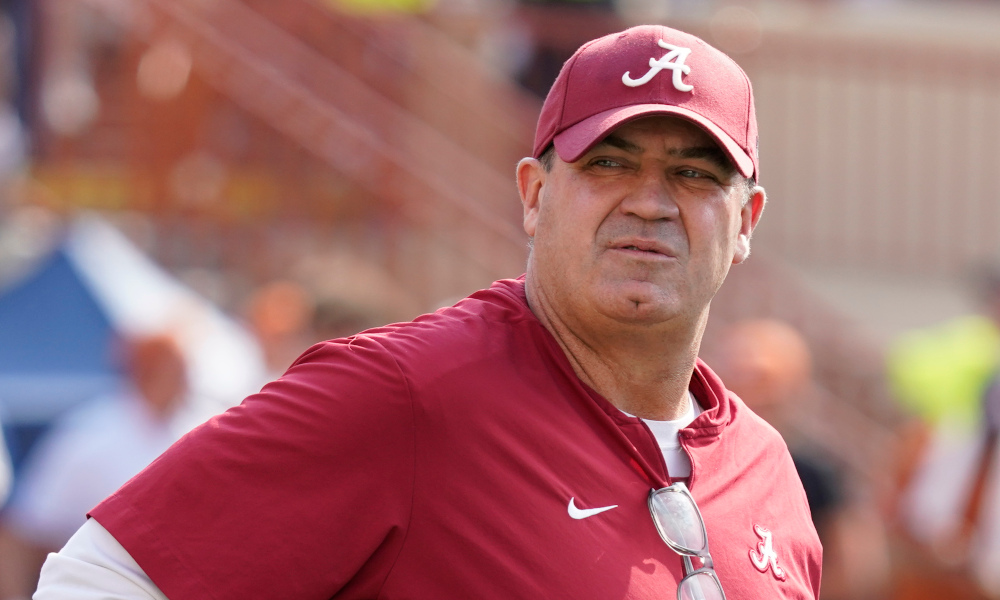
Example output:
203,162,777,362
44,337,415,598
34,519,165,600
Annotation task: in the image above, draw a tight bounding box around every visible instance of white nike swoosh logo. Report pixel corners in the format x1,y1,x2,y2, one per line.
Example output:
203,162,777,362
567,497,619,520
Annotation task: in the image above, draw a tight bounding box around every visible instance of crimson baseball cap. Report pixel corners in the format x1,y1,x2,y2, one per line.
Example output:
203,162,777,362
533,25,759,180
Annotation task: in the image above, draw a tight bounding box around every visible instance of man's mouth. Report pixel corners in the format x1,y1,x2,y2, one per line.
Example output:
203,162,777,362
618,243,667,255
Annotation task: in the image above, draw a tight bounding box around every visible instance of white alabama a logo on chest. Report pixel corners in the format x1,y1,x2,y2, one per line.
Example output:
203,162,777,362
749,524,787,581
621,40,694,92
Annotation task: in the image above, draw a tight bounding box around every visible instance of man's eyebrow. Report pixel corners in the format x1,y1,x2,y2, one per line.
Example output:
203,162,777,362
592,134,644,154
672,146,736,175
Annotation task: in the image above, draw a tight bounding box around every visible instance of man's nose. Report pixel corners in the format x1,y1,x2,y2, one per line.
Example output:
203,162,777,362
619,172,680,221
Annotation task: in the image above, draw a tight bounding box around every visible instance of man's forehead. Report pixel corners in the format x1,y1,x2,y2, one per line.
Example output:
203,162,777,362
599,115,719,150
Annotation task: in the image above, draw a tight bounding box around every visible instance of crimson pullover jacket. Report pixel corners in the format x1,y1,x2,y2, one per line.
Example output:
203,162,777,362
93,277,822,599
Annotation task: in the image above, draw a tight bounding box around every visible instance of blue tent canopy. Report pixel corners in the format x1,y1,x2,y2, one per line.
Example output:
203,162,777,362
0,246,123,467
0,215,267,473
0,248,116,373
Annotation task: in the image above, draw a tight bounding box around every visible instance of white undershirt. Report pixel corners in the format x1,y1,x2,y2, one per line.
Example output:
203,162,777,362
35,392,704,599
34,519,165,600
622,390,702,479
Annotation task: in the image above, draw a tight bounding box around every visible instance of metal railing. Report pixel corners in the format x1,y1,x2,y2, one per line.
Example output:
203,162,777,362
79,0,534,306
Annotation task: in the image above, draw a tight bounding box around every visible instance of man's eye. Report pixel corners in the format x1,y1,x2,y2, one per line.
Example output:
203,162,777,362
592,159,624,168
676,168,727,188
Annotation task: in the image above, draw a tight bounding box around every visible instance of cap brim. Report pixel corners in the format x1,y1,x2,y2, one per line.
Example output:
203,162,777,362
552,104,755,179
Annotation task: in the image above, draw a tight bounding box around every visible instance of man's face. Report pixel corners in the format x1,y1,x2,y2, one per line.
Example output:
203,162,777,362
518,116,765,330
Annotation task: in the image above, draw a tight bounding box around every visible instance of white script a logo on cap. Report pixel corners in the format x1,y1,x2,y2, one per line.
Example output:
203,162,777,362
622,40,694,92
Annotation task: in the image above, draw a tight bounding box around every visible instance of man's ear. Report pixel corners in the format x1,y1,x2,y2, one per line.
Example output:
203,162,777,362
732,186,766,265
517,158,545,238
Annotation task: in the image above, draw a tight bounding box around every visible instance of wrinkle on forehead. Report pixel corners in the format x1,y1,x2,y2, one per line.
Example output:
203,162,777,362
593,134,643,155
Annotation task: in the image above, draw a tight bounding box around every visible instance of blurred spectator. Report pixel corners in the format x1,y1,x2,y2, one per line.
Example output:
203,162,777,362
0,333,187,600
888,266,1000,429
0,101,24,184
0,11,26,192
709,318,890,600
312,295,387,342
888,263,1000,596
243,279,393,383
243,279,317,379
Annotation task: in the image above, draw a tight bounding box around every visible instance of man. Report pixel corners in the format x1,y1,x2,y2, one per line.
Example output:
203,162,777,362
0,334,187,599
35,24,821,599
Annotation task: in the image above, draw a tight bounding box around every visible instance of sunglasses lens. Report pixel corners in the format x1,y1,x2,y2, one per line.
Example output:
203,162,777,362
678,571,725,600
649,487,706,553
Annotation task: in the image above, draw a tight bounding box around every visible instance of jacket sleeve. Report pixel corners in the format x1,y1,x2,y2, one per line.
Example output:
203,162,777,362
88,335,416,600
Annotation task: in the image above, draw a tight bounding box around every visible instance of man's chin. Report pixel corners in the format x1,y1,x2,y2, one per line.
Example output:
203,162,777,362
598,289,681,326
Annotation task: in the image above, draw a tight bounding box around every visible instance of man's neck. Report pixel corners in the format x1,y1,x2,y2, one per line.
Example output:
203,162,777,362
524,277,706,421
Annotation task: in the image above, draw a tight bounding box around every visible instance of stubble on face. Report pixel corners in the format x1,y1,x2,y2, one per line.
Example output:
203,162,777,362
528,117,751,336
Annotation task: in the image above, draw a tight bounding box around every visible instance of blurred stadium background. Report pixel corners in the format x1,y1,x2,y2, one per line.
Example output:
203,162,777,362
3,0,1000,596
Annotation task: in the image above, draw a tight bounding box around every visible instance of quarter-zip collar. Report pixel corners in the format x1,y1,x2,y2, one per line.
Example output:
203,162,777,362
505,277,732,490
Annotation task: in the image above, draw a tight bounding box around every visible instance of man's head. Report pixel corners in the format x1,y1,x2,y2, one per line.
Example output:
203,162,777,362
532,24,759,183
517,25,766,335
122,333,187,419
708,318,812,420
